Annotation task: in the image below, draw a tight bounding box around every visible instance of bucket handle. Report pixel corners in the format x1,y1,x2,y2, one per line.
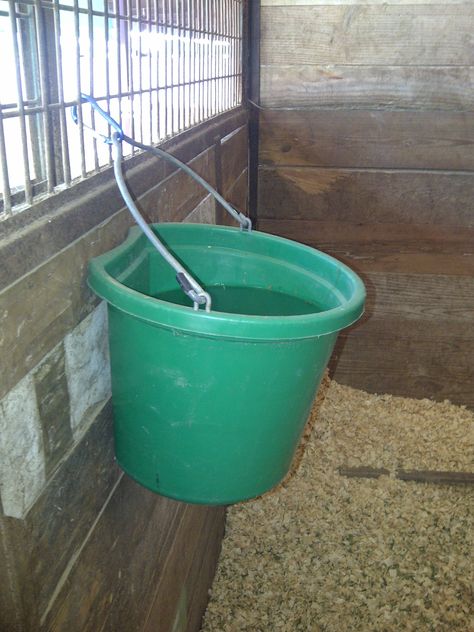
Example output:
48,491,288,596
72,94,253,312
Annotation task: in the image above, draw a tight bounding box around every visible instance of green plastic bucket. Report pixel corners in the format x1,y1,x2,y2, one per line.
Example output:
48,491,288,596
88,223,365,504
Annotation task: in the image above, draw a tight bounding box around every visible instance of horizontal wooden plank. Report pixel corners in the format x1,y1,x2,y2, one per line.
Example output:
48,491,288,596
258,219,474,275
259,110,474,170
258,167,474,226
330,327,474,407
397,470,474,485
261,5,474,66
328,269,474,407
261,65,474,111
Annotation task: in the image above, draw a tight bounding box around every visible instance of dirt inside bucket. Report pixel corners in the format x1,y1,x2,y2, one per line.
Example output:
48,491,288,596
201,378,474,632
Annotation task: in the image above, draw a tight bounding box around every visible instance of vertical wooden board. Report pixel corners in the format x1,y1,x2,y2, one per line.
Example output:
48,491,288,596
142,505,224,632
260,65,474,111
258,167,474,227
259,110,474,170
260,5,474,65
184,507,226,632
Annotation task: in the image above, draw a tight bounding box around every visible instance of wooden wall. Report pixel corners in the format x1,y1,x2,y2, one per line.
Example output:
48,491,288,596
257,0,474,407
0,109,248,632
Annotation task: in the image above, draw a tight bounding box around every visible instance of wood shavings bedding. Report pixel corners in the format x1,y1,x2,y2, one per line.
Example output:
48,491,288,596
201,379,474,632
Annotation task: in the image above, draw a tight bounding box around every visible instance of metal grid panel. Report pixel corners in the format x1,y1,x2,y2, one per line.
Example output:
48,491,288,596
0,0,243,216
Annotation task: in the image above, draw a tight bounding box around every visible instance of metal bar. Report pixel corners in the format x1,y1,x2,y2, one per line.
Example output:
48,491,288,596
186,0,191,128
115,0,123,137
104,0,113,165
19,4,44,184
146,0,153,144
34,0,55,192
190,0,195,127
164,0,169,136
205,0,209,120
0,76,243,119
1,0,244,35
154,0,161,141
137,0,144,144
210,0,214,114
217,0,221,115
73,0,87,177
247,0,260,228
0,107,12,215
1,0,243,216
87,0,99,172
53,0,71,185
126,0,135,150
111,134,212,311
224,0,229,110
8,0,33,205
176,0,181,132
198,0,203,123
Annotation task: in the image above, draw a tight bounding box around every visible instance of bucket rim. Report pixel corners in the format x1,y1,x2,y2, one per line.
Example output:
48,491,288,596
88,223,365,341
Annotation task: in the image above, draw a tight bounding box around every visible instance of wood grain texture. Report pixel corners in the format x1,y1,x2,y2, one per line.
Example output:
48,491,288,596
261,65,474,111
259,110,474,170
329,271,474,407
258,219,474,275
221,168,249,226
143,506,225,632
41,477,182,632
221,125,248,193
261,5,474,66
330,327,474,407
258,0,474,408
3,402,121,630
0,515,23,632
397,470,474,485
33,344,73,477
258,167,474,226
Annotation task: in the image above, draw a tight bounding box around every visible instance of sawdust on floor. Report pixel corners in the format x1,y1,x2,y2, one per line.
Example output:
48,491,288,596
201,379,474,632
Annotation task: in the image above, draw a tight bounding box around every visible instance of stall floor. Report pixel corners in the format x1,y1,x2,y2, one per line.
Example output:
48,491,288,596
201,378,473,632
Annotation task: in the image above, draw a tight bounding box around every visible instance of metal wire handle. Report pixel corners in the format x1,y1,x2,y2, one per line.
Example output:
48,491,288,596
72,94,253,311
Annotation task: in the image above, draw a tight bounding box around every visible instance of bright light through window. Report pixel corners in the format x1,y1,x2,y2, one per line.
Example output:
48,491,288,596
0,0,243,216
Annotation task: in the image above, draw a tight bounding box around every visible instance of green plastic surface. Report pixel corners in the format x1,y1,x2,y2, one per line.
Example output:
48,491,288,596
88,224,365,504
